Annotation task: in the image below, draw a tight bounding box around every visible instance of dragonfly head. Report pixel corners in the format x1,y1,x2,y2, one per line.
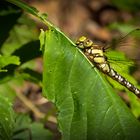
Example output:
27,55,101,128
76,36,93,49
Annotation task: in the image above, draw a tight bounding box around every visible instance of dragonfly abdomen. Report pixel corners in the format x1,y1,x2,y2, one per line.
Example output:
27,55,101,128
107,68,140,98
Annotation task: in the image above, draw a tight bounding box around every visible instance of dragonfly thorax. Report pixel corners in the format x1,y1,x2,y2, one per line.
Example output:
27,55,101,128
76,36,109,69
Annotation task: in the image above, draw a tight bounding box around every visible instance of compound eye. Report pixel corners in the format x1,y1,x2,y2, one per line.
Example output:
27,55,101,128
76,36,87,49
79,36,87,42
75,40,80,45
77,42,84,49
84,39,93,47
76,36,86,45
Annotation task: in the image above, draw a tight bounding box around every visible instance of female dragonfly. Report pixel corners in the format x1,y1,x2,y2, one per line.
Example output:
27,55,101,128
76,29,140,98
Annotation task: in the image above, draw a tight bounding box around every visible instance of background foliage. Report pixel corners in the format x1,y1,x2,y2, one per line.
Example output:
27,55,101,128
0,0,140,139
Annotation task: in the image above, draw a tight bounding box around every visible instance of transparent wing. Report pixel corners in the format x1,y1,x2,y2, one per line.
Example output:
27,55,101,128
105,28,140,51
106,51,134,65
104,28,140,73
105,50,134,74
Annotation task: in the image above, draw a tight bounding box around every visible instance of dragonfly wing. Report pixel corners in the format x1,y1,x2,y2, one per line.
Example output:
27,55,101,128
104,28,140,72
105,28,140,51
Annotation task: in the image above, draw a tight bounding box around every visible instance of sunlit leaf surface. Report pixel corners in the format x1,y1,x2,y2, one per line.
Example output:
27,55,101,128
42,28,140,140
0,95,14,140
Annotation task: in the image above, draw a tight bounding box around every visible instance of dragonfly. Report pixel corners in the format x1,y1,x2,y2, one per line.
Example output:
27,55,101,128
76,29,140,98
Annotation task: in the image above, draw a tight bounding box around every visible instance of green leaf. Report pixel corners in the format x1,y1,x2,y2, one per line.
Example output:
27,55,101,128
1,15,38,55
111,0,140,12
0,94,14,140
39,29,46,52
6,0,52,28
29,123,53,140
6,0,39,17
42,27,140,140
129,93,140,118
0,83,16,102
18,68,42,84
0,40,41,80
13,114,53,140
12,40,41,64
0,1,22,47
0,55,20,70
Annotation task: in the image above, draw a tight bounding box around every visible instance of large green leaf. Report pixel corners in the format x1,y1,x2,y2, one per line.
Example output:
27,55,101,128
0,94,14,140
42,28,140,140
